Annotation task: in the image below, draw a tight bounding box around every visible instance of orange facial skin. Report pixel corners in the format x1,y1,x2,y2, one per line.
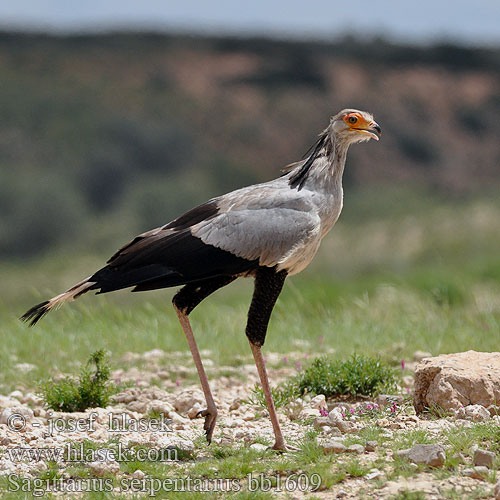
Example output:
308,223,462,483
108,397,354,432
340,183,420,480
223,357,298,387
343,112,369,129
343,112,381,140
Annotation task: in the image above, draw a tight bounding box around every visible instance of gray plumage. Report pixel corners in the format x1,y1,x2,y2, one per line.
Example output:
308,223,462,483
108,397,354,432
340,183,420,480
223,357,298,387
21,108,381,325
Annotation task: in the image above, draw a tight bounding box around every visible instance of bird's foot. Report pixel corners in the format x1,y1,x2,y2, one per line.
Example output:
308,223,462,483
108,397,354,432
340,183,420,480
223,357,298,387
196,408,218,443
271,440,299,453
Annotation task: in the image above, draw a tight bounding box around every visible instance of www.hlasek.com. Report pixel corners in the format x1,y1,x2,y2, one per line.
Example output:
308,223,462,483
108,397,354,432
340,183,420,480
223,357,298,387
3,441,179,463
7,473,322,496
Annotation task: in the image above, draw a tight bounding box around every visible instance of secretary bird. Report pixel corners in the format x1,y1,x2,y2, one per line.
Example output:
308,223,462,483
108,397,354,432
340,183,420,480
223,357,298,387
21,109,381,451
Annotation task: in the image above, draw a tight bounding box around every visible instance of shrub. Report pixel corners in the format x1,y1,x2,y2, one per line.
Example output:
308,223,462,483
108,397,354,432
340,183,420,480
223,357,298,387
39,350,116,412
295,355,397,398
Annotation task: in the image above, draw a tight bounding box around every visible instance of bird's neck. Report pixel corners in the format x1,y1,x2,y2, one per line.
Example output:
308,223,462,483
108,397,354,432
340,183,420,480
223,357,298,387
289,134,350,193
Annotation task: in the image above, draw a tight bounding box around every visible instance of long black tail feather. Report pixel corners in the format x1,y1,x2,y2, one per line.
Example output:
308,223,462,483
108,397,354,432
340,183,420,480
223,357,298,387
20,301,51,327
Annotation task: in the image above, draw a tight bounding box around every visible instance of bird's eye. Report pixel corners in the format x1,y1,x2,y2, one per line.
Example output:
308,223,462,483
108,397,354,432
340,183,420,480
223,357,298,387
348,116,358,124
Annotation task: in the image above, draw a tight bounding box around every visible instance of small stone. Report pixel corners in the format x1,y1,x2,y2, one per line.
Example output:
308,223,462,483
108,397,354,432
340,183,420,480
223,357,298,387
0,407,34,428
233,430,247,440
173,390,205,414
187,403,203,420
463,466,489,480
113,391,137,404
242,413,256,422
455,404,490,422
229,399,241,411
309,395,327,410
250,443,268,452
346,444,364,454
132,470,145,479
8,391,24,401
321,440,347,454
327,408,353,433
313,417,330,430
365,441,378,452
395,444,445,467
88,460,120,476
377,394,404,407
336,489,347,498
380,430,394,439
365,469,383,480
474,449,496,468
127,400,149,414
147,400,174,417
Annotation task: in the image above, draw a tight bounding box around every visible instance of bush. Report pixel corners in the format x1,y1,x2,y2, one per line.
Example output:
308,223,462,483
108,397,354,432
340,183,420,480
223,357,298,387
39,350,117,412
295,355,397,398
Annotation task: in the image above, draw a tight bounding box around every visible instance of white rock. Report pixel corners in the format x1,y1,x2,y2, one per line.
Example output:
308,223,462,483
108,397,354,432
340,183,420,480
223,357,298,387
132,470,145,479
321,440,346,453
366,469,383,480
414,351,500,414
250,443,268,452
309,395,327,410
455,404,490,422
88,460,120,476
187,403,203,419
173,390,205,414
8,391,24,401
0,407,34,429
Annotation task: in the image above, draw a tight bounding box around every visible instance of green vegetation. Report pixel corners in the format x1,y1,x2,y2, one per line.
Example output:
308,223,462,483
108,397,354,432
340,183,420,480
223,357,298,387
295,355,397,398
245,354,397,410
39,349,117,412
243,383,296,409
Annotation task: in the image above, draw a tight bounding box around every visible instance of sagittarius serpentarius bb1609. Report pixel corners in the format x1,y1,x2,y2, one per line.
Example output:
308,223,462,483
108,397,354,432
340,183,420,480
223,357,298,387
22,109,381,451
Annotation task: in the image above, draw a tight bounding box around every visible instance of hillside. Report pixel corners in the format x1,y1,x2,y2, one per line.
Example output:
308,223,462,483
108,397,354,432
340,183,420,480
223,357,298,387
0,32,499,258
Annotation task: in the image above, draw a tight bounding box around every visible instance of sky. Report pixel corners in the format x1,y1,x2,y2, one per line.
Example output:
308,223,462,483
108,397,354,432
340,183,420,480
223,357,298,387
0,1,499,45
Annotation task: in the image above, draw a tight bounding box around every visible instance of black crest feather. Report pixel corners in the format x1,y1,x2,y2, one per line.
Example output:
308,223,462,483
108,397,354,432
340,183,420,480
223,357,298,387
287,133,327,190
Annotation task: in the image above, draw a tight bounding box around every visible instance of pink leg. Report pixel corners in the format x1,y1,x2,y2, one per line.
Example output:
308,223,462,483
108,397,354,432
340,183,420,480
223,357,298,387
174,305,217,443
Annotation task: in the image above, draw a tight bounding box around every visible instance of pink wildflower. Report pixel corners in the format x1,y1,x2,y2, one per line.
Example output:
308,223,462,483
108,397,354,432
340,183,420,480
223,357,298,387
401,360,406,371
319,408,328,417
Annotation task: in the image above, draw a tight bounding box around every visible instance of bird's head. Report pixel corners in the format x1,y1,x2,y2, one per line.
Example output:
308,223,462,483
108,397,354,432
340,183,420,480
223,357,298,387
330,109,381,144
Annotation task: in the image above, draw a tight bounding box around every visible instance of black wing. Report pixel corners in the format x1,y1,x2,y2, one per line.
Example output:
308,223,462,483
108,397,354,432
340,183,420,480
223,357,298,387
88,200,258,294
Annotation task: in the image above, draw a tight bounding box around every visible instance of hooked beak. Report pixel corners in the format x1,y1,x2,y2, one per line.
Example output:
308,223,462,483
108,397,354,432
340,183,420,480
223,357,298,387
352,121,382,141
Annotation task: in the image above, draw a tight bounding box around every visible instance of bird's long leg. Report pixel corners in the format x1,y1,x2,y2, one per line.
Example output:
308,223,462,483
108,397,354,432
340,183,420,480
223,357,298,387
172,276,236,443
246,267,288,451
